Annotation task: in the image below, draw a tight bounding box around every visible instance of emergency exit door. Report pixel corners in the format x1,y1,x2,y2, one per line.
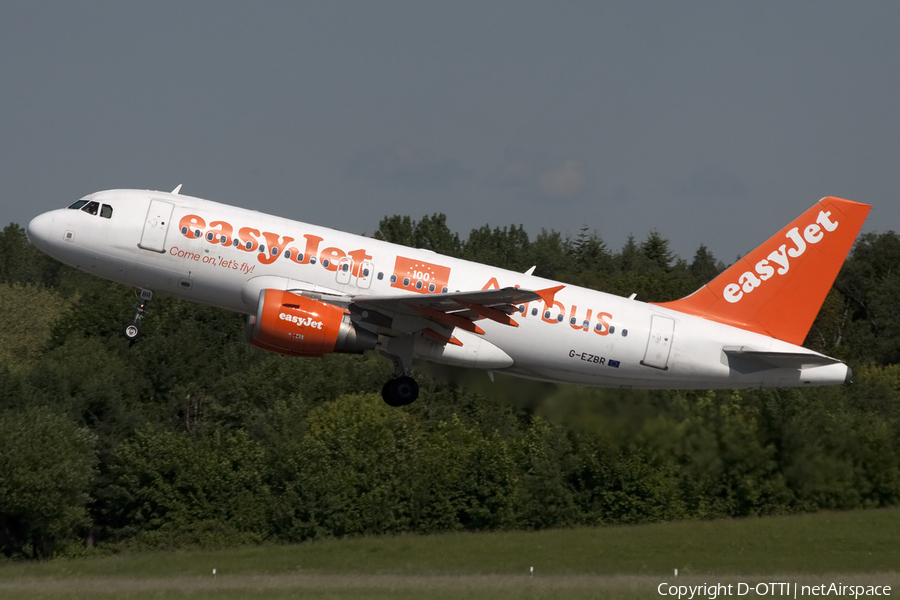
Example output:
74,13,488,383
641,315,675,370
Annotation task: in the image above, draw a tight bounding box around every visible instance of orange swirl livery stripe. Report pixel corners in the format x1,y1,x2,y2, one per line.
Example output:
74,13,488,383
655,197,871,345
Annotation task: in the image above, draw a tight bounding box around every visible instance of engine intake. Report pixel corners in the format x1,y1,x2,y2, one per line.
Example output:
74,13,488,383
246,289,377,356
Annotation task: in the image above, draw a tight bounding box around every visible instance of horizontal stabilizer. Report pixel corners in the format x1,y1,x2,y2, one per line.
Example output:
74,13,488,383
723,347,841,370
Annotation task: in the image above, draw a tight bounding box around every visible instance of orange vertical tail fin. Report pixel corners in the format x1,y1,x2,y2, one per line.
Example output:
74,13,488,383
656,197,870,345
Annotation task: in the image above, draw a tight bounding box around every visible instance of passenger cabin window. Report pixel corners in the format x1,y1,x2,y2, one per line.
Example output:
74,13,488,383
100,204,113,218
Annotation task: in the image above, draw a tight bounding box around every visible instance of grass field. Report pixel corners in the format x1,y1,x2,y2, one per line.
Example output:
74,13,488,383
0,507,897,599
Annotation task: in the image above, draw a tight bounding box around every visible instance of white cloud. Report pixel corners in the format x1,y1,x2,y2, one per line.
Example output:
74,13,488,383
538,159,588,199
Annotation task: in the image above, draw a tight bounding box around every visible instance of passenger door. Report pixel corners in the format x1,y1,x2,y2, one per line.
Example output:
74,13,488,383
138,200,175,253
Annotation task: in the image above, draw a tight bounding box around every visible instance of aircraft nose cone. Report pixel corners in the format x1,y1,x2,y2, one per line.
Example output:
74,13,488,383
26,212,56,251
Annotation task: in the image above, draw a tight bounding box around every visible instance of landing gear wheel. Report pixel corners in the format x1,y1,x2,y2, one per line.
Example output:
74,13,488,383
122,288,153,343
381,376,419,407
122,322,142,341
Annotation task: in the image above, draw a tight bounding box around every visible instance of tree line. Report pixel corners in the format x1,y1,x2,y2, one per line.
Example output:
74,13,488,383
0,216,898,559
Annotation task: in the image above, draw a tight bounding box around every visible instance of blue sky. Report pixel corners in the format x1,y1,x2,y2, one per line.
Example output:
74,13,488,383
2,2,898,262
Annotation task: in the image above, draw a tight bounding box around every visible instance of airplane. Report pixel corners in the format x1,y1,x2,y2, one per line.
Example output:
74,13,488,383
26,188,870,406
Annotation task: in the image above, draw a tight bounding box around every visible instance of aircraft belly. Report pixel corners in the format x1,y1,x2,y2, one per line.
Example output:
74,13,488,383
480,317,647,386
414,330,513,369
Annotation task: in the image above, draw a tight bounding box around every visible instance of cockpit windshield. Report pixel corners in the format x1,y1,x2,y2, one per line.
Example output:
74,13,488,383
67,199,113,219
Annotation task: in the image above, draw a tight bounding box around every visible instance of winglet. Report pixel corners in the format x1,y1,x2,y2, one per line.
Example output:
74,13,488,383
536,285,565,306
656,197,870,345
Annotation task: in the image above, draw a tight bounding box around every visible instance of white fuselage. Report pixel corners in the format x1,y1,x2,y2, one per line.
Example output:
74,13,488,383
26,189,849,389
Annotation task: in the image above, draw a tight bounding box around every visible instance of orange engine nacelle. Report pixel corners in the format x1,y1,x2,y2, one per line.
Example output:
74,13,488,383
246,289,378,357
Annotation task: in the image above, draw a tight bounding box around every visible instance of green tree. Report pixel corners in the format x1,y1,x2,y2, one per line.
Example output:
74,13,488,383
834,231,900,364
0,284,71,372
462,224,533,272
689,243,723,286
294,393,418,538
0,407,97,559
640,230,673,271
375,213,462,256
103,427,270,548
374,214,415,247
0,224,61,287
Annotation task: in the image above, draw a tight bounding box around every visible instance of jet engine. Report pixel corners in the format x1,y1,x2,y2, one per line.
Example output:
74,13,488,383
246,289,377,356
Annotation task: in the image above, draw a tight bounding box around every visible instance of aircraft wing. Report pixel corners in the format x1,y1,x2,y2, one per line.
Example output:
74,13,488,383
349,285,564,341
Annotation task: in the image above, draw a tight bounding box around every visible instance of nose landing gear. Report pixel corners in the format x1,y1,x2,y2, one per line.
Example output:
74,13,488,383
122,288,153,342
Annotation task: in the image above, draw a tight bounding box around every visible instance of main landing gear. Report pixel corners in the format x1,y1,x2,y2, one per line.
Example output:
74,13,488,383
381,376,419,407
122,288,153,342
380,341,419,407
